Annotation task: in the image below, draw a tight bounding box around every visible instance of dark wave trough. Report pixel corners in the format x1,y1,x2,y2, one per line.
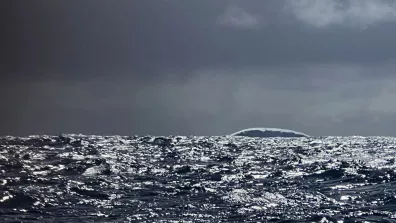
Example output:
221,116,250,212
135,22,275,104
1,135,396,222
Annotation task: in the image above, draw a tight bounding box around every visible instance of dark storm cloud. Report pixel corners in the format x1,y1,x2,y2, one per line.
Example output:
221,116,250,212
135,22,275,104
2,0,396,80
2,0,396,136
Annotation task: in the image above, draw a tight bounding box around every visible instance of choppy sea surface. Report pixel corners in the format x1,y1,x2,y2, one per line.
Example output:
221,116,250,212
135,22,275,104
2,135,396,222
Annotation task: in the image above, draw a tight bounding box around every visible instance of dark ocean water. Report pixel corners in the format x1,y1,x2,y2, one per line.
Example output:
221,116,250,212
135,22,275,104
1,135,396,222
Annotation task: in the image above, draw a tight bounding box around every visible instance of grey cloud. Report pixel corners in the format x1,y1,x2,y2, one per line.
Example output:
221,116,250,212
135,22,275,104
3,1,396,137
368,80,396,113
3,62,396,136
287,0,396,28
216,4,261,29
3,0,396,80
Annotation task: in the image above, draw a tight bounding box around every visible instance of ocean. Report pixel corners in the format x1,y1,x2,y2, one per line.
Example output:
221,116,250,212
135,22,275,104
1,134,396,222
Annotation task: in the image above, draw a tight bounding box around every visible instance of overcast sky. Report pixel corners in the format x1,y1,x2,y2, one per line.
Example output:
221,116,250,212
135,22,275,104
2,0,396,136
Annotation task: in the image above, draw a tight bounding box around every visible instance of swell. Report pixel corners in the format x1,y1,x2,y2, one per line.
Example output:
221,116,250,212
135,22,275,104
1,135,396,222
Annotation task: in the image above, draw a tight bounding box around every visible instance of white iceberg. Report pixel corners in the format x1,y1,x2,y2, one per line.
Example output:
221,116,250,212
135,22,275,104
230,128,309,138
